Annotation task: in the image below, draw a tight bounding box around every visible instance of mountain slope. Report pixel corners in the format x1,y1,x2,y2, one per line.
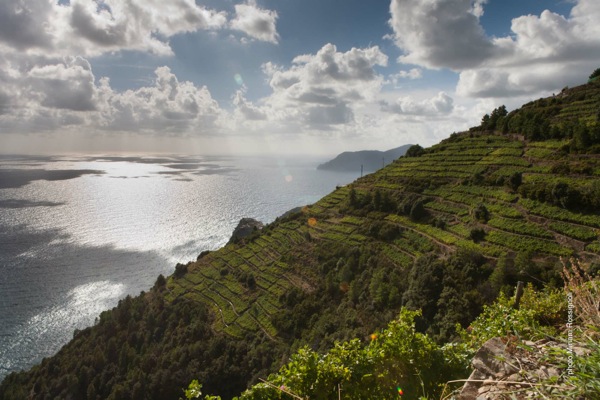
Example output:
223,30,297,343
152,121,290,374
2,81,600,400
317,144,413,172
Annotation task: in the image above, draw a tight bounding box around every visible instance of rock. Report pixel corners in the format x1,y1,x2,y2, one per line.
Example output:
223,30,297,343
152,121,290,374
460,370,486,399
228,218,264,244
573,345,589,357
547,367,560,377
280,206,302,219
470,338,519,378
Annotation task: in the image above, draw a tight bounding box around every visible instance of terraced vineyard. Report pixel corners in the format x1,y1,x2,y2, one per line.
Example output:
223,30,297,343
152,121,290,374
162,130,600,341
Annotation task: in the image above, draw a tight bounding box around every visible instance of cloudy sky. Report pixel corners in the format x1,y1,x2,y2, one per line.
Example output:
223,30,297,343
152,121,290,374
1,0,599,156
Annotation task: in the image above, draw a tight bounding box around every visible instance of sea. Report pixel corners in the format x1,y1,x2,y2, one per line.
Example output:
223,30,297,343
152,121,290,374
0,154,358,381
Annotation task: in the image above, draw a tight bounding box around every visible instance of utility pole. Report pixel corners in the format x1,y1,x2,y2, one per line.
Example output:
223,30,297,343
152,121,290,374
360,164,363,178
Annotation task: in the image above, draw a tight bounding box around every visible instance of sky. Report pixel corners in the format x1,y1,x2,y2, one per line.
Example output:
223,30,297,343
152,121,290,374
0,0,599,156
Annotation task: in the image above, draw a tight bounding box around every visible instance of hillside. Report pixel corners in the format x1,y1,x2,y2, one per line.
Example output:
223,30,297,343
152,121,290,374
316,144,413,172
2,82,600,399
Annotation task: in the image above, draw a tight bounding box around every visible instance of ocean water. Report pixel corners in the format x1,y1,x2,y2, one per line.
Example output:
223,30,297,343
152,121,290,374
0,154,357,380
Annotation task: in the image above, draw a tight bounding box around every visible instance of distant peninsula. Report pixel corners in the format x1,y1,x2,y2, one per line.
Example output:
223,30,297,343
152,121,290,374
317,144,413,173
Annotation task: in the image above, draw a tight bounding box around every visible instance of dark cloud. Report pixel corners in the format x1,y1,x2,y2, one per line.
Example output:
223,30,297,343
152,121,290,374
0,90,10,115
70,3,128,47
0,1,53,50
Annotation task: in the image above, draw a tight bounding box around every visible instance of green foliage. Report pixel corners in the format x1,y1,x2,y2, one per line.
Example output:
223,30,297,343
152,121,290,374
487,217,553,239
469,227,485,243
239,309,469,400
565,335,600,397
182,380,223,400
478,105,508,131
458,284,566,349
405,144,425,157
549,221,598,241
473,204,489,222
590,67,600,80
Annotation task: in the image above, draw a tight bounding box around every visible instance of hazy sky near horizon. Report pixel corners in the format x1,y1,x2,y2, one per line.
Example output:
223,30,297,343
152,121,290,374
1,0,599,156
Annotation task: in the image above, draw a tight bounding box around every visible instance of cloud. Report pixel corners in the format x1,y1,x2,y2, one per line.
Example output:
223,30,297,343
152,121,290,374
381,92,454,116
0,57,224,136
388,0,493,70
232,90,267,120
393,68,422,80
0,0,228,57
0,0,54,50
97,67,223,133
259,43,388,129
230,0,279,44
471,0,488,18
389,0,600,98
28,57,98,111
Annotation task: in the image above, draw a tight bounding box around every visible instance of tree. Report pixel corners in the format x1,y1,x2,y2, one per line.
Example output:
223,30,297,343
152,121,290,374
590,67,600,80
473,204,489,222
405,144,425,157
481,114,491,130
508,172,522,191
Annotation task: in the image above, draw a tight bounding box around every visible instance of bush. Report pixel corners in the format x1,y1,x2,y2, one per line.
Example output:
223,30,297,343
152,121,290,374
405,144,425,157
473,204,489,222
458,284,566,349
469,228,486,243
175,263,188,278
238,309,469,400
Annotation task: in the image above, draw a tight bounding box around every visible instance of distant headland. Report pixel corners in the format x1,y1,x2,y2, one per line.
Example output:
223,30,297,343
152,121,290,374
317,144,413,173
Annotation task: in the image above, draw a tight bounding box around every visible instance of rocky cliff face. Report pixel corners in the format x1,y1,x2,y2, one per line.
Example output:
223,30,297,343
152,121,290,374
227,218,264,244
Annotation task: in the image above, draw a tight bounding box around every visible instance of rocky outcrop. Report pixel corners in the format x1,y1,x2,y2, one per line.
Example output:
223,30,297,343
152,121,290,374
228,218,264,244
458,336,588,399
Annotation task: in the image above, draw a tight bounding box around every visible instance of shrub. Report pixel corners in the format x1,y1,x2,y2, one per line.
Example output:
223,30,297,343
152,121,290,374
405,144,425,157
473,204,489,222
469,228,486,243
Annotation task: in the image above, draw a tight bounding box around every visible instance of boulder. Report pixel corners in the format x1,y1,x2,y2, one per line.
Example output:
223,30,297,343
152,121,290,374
228,218,264,244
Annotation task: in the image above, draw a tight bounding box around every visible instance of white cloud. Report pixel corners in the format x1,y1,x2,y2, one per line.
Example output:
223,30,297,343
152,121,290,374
0,0,282,58
394,68,422,80
0,57,224,136
381,92,454,116
232,90,267,121
97,66,224,134
28,57,98,111
66,0,228,56
471,0,488,18
230,0,279,44
260,43,388,129
389,0,600,98
388,0,493,70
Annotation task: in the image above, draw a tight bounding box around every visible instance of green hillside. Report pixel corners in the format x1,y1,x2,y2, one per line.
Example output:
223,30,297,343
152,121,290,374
2,82,600,400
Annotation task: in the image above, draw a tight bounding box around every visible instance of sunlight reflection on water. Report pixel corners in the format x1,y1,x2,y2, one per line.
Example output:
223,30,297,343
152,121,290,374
0,155,358,379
